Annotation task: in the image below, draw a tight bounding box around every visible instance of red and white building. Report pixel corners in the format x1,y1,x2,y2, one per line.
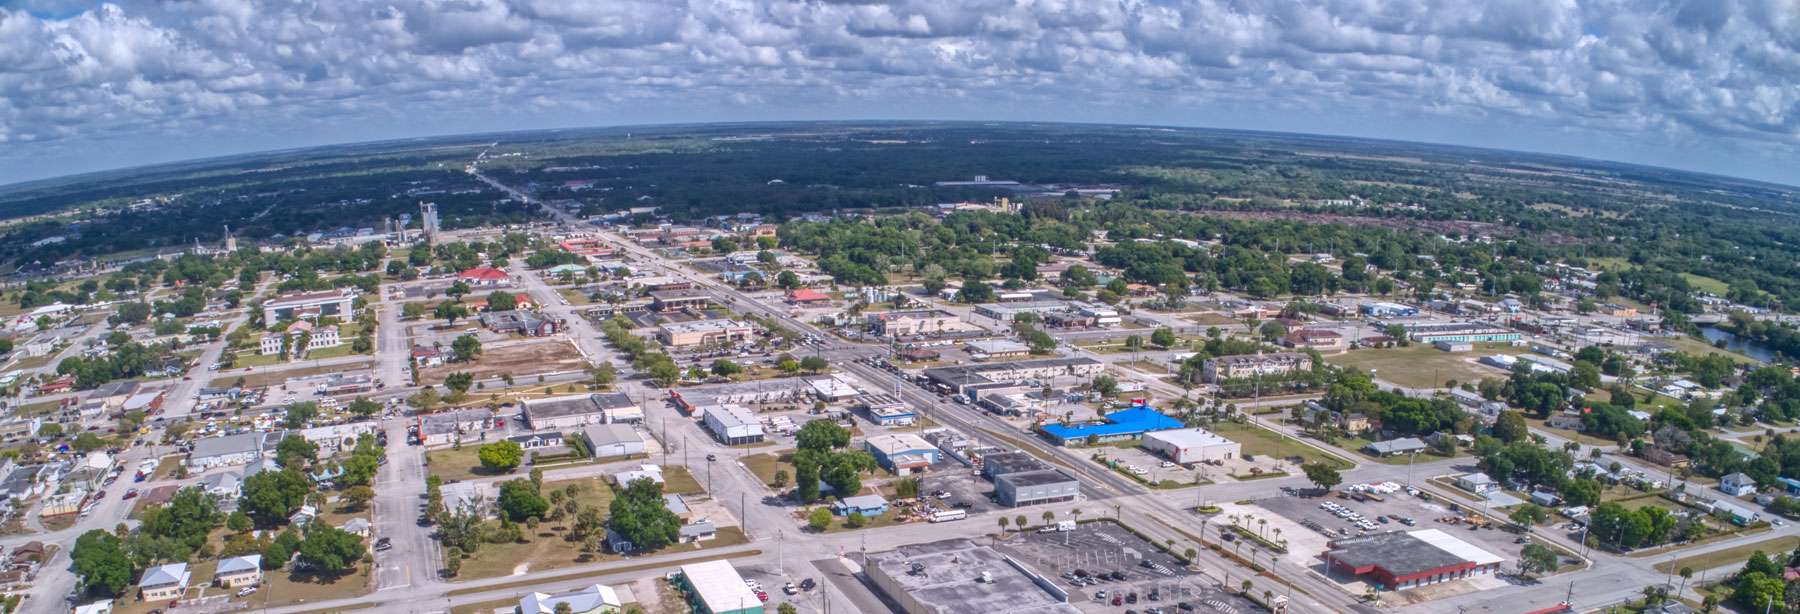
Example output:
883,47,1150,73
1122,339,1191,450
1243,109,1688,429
456,266,510,287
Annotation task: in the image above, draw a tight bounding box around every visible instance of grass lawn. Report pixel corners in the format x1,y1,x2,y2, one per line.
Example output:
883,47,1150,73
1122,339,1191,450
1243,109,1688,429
1653,535,1800,574
1187,313,1244,326
741,450,795,488
425,445,520,482
1206,421,1352,469
1683,274,1731,296
1323,343,1506,389
542,476,618,511
5,353,57,371
557,289,594,306
15,400,60,418
255,567,373,608
305,345,361,360
1665,335,1762,366
662,466,706,496
455,525,749,580
212,361,375,388
230,351,285,368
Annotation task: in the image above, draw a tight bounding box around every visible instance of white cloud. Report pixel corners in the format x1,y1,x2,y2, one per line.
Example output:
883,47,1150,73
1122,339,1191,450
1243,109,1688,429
2,0,1799,184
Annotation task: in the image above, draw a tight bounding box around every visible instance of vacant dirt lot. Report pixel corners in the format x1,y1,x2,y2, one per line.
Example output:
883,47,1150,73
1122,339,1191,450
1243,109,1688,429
419,340,586,385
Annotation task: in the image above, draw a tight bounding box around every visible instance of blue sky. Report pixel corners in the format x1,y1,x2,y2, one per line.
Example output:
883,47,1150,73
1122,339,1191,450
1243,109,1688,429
3,0,1799,186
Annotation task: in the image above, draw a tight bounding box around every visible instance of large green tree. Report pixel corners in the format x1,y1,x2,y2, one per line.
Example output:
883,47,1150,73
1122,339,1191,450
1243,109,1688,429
497,478,549,522
478,440,524,473
240,469,314,526
297,524,367,573
72,530,132,597
608,477,683,551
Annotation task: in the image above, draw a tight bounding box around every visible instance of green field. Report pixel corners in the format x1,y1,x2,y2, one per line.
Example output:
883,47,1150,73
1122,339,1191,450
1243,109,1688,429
1653,535,1799,574
1324,343,1509,389
1206,421,1352,469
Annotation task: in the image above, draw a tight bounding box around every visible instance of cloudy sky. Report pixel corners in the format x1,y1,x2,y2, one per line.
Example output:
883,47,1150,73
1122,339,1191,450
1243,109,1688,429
4,0,1799,186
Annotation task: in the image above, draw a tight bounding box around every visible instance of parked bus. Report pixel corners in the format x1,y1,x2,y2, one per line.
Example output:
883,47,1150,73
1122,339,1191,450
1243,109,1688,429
929,509,967,523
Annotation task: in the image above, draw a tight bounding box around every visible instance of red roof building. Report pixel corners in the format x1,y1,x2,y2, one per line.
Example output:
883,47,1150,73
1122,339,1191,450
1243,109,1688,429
786,289,830,304
457,266,510,286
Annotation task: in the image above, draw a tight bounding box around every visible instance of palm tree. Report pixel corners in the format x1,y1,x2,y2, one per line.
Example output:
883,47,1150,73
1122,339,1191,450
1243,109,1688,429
1678,566,1694,596
1258,518,1268,539
998,516,1010,533
1071,508,1082,523
1042,511,1055,525
1272,527,1282,544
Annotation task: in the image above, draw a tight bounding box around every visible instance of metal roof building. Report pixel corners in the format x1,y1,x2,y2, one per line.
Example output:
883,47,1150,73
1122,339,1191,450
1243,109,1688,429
1322,529,1505,590
676,560,763,614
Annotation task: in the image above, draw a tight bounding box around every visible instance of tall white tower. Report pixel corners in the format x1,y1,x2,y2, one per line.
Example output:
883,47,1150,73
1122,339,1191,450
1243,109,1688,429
223,225,237,252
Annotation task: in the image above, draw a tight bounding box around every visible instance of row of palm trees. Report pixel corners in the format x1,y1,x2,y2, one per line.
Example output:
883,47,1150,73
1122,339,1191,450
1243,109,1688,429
997,508,1085,533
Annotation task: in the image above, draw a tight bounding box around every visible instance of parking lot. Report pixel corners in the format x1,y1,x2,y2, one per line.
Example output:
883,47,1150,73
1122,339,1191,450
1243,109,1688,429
1095,445,1206,484
999,521,1258,613
914,468,1008,515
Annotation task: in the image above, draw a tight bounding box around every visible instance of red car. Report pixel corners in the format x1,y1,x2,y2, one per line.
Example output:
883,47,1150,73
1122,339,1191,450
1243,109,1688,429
755,592,769,602
123,489,139,500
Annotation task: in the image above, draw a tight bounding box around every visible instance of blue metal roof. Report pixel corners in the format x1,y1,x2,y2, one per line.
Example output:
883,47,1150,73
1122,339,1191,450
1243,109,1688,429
1042,407,1183,441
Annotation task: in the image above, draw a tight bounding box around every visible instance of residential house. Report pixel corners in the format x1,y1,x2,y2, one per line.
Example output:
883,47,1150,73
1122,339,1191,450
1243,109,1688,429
1721,472,1758,497
138,563,191,601
214,555,261,588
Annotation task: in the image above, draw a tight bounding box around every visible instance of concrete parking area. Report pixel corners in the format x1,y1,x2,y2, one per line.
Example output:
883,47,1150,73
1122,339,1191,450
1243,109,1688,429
1094,445,1202,484
999,521,1257,613
916,469,1008,515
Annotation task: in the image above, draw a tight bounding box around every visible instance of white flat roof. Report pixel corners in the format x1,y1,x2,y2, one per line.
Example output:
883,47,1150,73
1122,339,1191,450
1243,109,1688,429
681,559,761,611
703,404,759,428
1144,427,1237,449
1410,529,1504,566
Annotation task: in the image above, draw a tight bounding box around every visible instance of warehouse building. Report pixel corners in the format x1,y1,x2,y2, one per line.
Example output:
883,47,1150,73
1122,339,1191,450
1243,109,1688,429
996,469,1080,507
923,357,1106,394
864,434,939,474
866,539,1082,614
701,404,765,445
674,559,763,614
1322,529,1505,590
580,423,647,458
523,393,643,430
858,394,915,426
1141,428,1241,464
1404,322,1522,344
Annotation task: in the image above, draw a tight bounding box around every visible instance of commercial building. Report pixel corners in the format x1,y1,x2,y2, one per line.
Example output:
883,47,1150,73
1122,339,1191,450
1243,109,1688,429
1038,407,1183,446
1141,428,1241,464
858,394,915,426
701,404,765,445
1361,301,1419,318
785,288,831,304
88,380,143,412
259,320,343,355
1202,353,1313,383
1279,329,1346,352
456,266,510,287
1322,530,1505,590
675,560,764,614
649,289,712,312
867,310,960,336
519,584,623,614
480,310,559,337
524,393,641,430
972,301,1071,322
922,357,1106,394
1404,323,1522,344
581,423,647,458
657,320,755,347
187,433,266,471
995,469,1080,507
865,539,1083,614
1363,438,1428,457
864,434,939,474
262,289,355,324
416,408,494,447
964,339,1030,359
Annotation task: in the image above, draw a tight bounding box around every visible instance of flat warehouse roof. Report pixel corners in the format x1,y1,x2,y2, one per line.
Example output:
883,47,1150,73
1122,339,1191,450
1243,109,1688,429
1144,428,1237,448
680,560,760,611
998,469,1077,487
867,539,1082,614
